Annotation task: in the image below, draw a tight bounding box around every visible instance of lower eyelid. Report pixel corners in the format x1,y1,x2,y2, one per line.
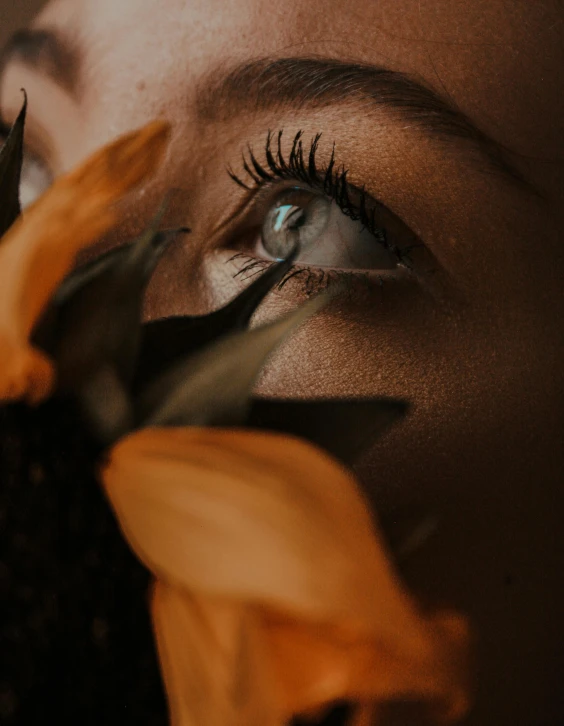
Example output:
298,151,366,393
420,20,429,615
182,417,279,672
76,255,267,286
225,251,413,300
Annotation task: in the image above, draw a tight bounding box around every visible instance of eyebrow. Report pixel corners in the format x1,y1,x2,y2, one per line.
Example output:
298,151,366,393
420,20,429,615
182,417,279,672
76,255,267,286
0,38,535,195
0,28,80,96
198,57,533,192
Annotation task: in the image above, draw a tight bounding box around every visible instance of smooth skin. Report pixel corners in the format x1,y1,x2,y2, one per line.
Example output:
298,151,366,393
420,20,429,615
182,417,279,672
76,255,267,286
1,1,563,724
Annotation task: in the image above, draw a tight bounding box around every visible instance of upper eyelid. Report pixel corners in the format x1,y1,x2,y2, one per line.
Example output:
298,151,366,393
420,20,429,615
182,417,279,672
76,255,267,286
228,129,384,223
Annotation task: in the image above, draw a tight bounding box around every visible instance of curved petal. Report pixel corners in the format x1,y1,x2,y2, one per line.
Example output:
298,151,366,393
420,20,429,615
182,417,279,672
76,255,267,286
0,120,169,403
151,582,281,726
102,427,470,725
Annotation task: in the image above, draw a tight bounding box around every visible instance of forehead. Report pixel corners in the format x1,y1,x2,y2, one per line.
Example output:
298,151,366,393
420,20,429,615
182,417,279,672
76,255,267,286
34,0,563,157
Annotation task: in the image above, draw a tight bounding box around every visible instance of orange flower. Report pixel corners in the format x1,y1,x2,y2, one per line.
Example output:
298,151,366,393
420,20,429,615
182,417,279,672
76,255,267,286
0,119,169,403
0,116,470,725
103,427,470,725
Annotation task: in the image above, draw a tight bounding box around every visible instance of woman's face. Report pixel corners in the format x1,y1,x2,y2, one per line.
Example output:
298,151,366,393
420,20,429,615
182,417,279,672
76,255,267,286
2,0,564,723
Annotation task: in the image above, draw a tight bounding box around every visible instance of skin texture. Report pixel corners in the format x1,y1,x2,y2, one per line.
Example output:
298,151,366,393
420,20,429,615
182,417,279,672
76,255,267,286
1,1,563,723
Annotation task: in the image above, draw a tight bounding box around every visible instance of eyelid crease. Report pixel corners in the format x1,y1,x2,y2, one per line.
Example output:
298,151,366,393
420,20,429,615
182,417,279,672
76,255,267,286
201,56,540,197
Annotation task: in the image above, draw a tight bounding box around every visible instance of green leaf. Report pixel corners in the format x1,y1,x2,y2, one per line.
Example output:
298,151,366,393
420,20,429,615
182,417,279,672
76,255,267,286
53,213,181,392
138,291,330,428
0,94,26,237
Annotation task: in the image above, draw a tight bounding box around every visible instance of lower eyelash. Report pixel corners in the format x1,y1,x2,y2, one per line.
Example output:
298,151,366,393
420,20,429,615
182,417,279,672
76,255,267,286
227,252,378,297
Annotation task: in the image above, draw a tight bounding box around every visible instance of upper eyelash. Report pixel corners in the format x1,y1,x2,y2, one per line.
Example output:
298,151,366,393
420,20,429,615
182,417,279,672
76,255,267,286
227,129,416,268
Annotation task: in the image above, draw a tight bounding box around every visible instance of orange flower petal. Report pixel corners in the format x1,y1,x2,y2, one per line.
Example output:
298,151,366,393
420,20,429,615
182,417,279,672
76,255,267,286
0,120,169,403
152,582,281,726
262,610,470,722
102,427,470,725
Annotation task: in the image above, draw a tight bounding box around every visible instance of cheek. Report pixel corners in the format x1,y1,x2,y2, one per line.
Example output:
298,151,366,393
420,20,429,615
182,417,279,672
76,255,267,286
247,289,564,719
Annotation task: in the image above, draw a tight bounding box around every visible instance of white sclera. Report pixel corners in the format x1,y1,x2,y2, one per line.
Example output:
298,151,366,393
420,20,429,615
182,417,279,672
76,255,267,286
19,153,53,209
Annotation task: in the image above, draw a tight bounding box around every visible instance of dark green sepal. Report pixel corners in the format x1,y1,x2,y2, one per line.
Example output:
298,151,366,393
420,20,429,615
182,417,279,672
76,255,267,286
48,217,186,443
0,93,26,236
52,222,181,391
138,292,329,428
54,227,190,305
134,247,298,388
33,228,188,355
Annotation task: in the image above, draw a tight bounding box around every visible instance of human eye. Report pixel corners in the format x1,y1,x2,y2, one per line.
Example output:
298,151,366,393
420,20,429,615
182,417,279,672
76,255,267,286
225,130,424,295
0,118,53,210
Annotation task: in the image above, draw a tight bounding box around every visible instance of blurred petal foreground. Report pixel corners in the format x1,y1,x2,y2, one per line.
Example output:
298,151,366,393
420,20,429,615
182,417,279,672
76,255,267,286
0,105,471,726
